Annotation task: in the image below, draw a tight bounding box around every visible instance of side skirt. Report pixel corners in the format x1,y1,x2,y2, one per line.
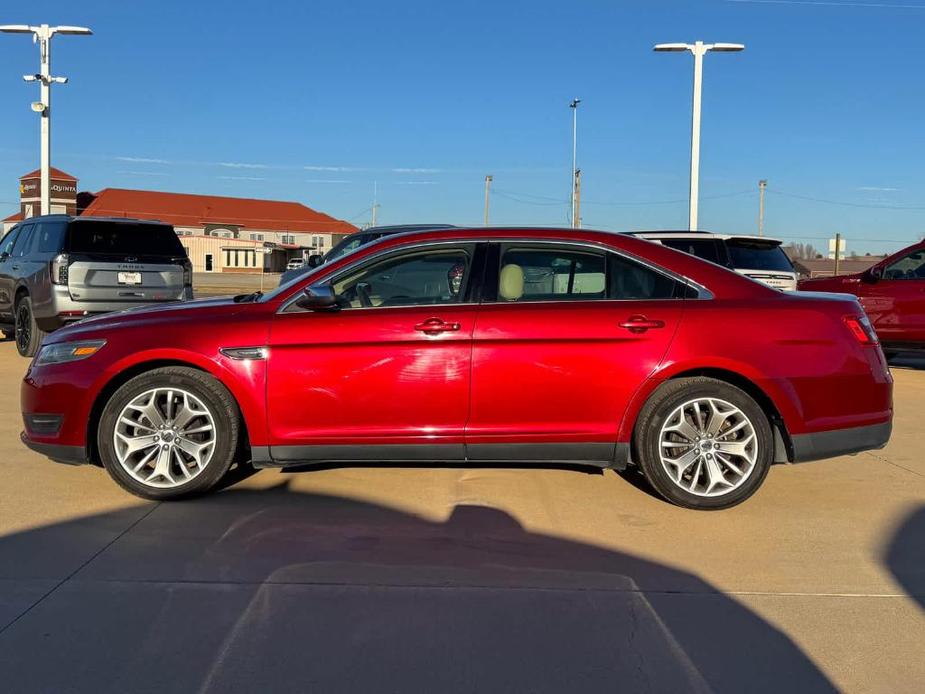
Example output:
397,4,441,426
252,442,630,470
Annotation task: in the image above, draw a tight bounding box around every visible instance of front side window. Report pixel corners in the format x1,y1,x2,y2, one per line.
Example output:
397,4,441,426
0,227,21,257
884,248,925,280
494,244,680,302
332,247,471,309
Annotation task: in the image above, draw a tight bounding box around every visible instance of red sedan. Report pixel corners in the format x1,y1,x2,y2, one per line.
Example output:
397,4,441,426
799,240,925,357
21,228,892,509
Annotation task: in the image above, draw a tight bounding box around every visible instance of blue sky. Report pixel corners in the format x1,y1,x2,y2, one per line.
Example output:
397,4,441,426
1,0,924,254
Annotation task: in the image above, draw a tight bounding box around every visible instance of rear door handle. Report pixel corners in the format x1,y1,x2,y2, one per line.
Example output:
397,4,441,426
619,315,665,333
414,318,461,334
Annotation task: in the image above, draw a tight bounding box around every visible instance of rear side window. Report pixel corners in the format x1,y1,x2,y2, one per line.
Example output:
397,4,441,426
35,222,67,254
65,221,184,256
659,238,724,266
726,241,794,272
493,245,681,302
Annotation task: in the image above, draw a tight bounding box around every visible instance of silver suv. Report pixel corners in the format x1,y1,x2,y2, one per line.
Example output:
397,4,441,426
0,215,193,356
627,231,798,291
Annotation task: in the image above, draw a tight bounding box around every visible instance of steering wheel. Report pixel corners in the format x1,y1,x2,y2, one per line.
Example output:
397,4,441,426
355,282,373,308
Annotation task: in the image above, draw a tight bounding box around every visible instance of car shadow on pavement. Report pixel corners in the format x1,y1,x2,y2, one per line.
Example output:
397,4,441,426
884,504,925,614
0,484,836,693
887,353,925,371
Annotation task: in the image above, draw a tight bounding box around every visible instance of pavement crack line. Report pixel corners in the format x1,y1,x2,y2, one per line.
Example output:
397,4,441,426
0,502,162,636
863,450,925,479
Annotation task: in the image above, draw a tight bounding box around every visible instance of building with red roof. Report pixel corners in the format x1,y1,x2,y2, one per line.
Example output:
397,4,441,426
3,169,357,273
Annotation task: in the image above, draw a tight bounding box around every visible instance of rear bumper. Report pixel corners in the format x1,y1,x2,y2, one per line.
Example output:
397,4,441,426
790,421,892,463
20,432,88,466
36,286,193,332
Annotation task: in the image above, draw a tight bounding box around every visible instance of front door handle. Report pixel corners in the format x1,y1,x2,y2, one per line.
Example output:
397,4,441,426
414,318,461,334
619,315,665,333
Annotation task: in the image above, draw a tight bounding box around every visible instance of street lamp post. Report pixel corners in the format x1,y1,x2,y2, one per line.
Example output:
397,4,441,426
1,24,92,216
654,41,744,231
569,98,581,229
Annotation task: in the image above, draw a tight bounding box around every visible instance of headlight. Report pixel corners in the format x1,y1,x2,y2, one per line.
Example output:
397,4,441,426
35,340,107,365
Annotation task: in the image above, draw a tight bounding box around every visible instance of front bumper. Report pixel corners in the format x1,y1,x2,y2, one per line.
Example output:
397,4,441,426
790,421,892,463
21,432,88,466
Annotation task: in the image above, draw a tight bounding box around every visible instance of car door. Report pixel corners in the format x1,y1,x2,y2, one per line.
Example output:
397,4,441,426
0,225,25,320
466,241,686,464
266,241,484,462
860,246,925,345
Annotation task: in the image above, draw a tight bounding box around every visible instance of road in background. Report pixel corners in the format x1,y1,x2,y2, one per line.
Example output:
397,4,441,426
0,341,922,692
193,272,282,298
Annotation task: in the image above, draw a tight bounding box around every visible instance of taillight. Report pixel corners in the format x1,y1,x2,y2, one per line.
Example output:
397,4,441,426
844,315,878,345
183,261,192,287
50,253,69,285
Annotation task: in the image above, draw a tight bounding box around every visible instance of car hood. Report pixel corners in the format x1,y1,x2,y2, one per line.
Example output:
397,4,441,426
46,296,249,343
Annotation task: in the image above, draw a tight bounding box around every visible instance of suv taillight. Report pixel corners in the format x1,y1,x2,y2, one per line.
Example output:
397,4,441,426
51,253,70,285
844,315,878,345
183,261,192,287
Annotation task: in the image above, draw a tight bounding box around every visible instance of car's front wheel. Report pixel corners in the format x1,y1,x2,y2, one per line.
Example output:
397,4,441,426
633,377,773,510
97,367,240,500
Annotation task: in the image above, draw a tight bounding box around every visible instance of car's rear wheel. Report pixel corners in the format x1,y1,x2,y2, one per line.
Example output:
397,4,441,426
14,295,46,357
634,377,773,510
97,367,240,500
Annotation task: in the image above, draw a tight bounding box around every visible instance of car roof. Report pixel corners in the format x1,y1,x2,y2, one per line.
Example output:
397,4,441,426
355,224,457,236
626,230,784,244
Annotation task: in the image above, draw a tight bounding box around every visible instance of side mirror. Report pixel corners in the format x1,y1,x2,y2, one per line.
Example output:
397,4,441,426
865,266,883,283
307,254,324,268
295,284,338,311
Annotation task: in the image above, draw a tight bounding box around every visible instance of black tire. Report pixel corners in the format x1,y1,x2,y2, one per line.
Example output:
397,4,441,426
97,367,241,500
633,377,773,510
14,295,46,357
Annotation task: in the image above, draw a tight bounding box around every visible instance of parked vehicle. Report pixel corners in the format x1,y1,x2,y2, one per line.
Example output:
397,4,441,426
21,227,892,509
286,258,304,271
798,240,925,356
278,224,457,286
627,231,798,291
0,215,193,357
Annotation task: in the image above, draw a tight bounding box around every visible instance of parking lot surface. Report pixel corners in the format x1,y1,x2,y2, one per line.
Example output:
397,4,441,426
0,340,922,692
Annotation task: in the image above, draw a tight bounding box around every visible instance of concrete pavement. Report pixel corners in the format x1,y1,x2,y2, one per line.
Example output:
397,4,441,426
0,340,922,692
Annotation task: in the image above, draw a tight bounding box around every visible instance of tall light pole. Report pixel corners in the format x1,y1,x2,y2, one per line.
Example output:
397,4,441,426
483,175,492,225
569,98,580,229
1,24,92,216
654,41,744,231
758,179,767,237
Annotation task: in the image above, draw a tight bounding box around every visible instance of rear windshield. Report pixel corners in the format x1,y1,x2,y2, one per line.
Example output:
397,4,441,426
65,221,185,256
726,241,794,272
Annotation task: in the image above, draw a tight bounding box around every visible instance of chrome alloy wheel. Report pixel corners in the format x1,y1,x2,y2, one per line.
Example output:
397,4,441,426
658,397,758,498
114,387,217,489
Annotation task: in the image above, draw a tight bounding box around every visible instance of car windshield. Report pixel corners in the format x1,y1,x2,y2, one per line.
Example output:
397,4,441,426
66,221,185,256
726,241,794,272
325,234,374,263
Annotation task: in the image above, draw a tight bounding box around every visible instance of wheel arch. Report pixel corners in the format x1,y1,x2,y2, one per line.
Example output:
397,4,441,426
86,358,253,467
623,366,795,465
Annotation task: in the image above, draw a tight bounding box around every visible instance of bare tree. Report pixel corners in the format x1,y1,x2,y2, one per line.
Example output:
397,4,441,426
783,243,820,261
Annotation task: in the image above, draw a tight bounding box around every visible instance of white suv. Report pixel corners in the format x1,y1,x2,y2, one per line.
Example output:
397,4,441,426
627,231,797,291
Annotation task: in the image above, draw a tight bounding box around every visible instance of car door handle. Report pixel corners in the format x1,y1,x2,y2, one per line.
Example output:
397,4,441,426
414,318,461,334
619,316,665,333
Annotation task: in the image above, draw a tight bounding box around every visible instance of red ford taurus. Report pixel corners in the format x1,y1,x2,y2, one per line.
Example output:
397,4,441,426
21,228,893,509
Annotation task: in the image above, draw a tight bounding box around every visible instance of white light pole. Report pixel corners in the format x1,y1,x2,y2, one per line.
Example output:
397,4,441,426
654,41,744,231
569,98,581,228
1,24,92,216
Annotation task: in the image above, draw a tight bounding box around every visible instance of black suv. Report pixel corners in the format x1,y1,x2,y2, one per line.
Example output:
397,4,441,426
0,215,193,356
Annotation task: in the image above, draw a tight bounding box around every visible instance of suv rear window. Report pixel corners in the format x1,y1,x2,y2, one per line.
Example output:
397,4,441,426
726,241,794,272
65,221,184,256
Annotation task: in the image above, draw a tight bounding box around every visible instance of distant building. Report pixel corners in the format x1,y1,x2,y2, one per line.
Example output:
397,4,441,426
792,256,886,278
3,169,357,273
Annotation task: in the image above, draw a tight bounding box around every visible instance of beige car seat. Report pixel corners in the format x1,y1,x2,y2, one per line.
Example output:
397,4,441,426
499,264,524,301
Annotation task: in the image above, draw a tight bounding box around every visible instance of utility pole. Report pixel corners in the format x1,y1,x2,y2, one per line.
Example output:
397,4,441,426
483,175,492,225
654,41,744,231
1,24,92,216
833,233,842,277
371,181,379,227
569,98,581,229
758,179,767,237
572,169,582,228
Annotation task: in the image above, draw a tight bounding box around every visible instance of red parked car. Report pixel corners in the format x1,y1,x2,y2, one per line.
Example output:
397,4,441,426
21,228,892,509
799,240,925,357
